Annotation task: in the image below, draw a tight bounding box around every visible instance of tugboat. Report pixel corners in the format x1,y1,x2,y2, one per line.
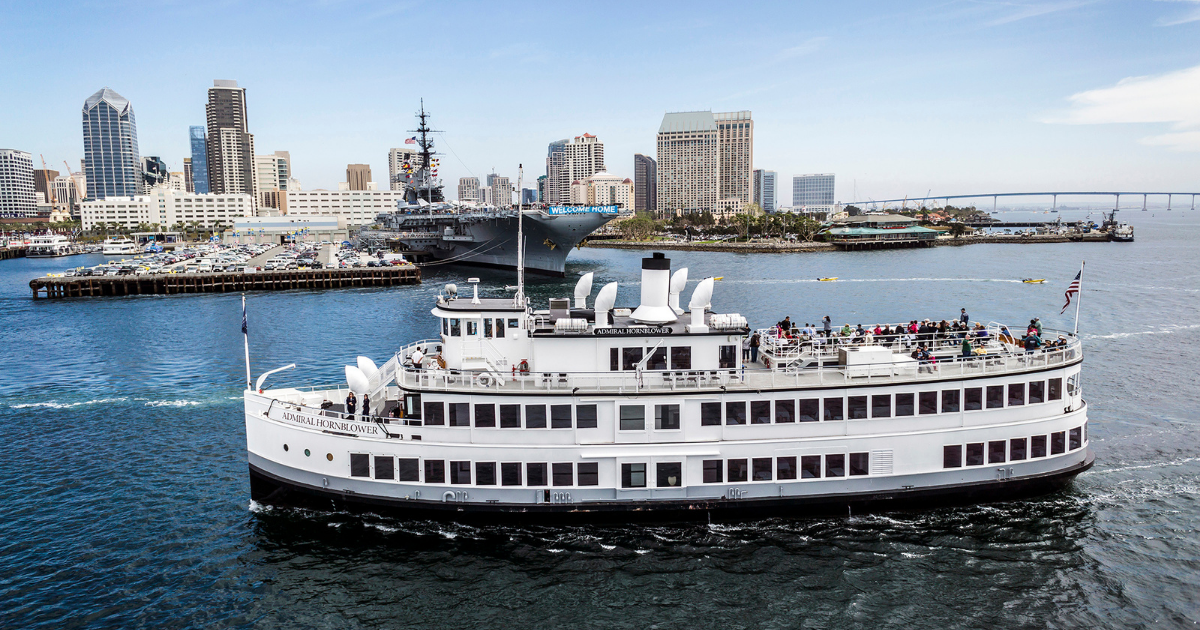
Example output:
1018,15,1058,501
1102,209,1134,242
244,250,1094,522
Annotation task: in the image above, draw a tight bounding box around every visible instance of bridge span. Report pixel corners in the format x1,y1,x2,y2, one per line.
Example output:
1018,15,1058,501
845,191,1199,212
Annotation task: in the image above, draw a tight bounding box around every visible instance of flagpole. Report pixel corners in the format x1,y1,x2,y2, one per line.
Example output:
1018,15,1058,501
242,294,252,391
1073,261,1084,336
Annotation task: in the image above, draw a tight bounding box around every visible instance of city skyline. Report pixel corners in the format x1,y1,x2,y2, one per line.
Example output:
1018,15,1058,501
3,1,1198,202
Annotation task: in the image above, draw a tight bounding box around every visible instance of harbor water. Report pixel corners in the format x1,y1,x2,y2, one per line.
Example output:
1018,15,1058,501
2,213,1198,628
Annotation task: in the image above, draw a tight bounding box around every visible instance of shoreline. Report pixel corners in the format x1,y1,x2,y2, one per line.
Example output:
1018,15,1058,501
584,234,1111,253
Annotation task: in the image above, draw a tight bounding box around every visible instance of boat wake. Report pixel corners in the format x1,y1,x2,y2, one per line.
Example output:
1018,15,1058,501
1086,323,1200,340
10,397,128,409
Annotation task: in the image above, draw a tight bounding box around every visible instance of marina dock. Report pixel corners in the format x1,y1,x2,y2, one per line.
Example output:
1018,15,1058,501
1,247,28,260
29,265,420,299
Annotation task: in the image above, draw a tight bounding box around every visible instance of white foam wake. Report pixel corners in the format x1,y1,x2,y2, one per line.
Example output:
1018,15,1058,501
1086,323,1200,340
10,397,128,409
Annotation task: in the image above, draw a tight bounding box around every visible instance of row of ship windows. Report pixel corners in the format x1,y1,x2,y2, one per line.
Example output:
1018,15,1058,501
415,375,1075,430
443,317,520,337
943,426,1084,467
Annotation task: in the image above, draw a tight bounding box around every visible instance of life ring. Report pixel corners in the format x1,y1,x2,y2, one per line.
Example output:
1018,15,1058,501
478,374,492,387
518,359,530,374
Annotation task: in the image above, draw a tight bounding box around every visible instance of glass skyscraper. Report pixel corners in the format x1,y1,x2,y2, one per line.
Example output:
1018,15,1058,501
82,87,140,200
189,126,209,194
792,173,836,212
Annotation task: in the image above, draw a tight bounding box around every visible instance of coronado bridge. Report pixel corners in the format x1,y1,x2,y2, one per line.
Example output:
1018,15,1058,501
843,191,1199,215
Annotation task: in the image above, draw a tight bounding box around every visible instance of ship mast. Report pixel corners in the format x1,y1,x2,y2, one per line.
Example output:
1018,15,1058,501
515,164,525,307
407,99,441,204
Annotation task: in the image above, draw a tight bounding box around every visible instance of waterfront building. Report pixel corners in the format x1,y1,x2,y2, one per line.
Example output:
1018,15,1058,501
141,156,169,192
458,177,480,203
346,164,373,191
284,189,406,226
168,172,187,192
0,149,37,218
656,111,718,219
633,153,657,212
224,216,349,245
569,172,635,212
82,87,141,200
53,173,82,216
716,111,753,211
388,147,420,191
189,126,209,194
33,168,58,206
545,134,604,205
255,152,291,212
184,158,194,192
792,173,835,214
80,188,252,230
537,175,547,203
488,174,511,208
205,80,256,202
478,185,493,206
754,169,777,212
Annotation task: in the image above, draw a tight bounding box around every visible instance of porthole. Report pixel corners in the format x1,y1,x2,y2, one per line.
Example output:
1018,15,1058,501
283,444,289,452
304,448,311,457
326,453,334,461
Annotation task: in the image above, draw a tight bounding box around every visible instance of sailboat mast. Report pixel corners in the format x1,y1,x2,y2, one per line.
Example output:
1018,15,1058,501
516,164,525,307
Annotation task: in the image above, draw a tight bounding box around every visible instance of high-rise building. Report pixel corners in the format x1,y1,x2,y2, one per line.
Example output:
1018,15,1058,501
569,173,635,212
346,164,372,191
33,168,59,205
168,172,187,192
183,158,194,192
0,149,36,217
255,152,291,211
53,174,82,216
753,169,777,212
487,173,511,208
537,175,547,203
792,173,836,213
716,111,753,211
388,147,420,191
633,154,657,212
655,111,718,218
458,177,480,203
521,188,537,204
545,134,605,204
82,87,141,200
141,156,169,192
189,126,209,194
205,80,256,202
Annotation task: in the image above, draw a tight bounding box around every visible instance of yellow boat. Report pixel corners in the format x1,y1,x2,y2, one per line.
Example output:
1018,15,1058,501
818,277,838,282
1022,278,1046,284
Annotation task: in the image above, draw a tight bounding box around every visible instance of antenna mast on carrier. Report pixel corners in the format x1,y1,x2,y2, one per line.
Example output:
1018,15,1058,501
405,99,444,204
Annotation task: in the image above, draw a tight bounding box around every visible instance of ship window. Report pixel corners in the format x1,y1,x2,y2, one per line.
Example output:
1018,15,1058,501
526,405,547,428
398,458,419,481
988,441,1006,464
527,463,547,486
449,318,460,336
551,404,572,429
776,399,796,423
701,402,722,426
719,345,737,368
824,398,844,421
849,452,869,476
483,318,493,338
1067,374,1079,397
1031,435,1047,458
1051,431,1066,454
751,401,771,424
1049,377,1063,400
374,456,394,480
621,347,643,370
499,404,520,428
476,462,496,485
553,463,573,486
450,461,471,484
578,462,598,486
620,405,645,431
848,396,868,419
576,404,598,429
752,458,772,481
986,386,1004,409
655,404,680,430
1010,438,1027,461
919,391,937,414
617,463,647,488
1069,427,1081,450
966,443,984,466
1008,383,1025,406
943,445,963,468
423,401,444,425
1029,381,1045,404
474,404,495,428
895,393,915,416
449,402,470,426
942,390,960,413
496,320,505,338
703,459,723,483
466,321,477,336
801,455,821,478
777,456,797,480
725,401,746,425
507,318,519,329
501,462,521,486
657,462,682,487
824,454,845,477
609,347,618,371
425,460,445,483
647,347,667,370
350,453,370,477
965,387,983,411
727,459,748,482
872,395,891,418
404,393,422,419
441,318,447,336
670,346,691,370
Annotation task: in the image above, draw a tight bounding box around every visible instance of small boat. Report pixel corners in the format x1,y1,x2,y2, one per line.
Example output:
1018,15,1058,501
817,277,838,282
1022,278,1046,284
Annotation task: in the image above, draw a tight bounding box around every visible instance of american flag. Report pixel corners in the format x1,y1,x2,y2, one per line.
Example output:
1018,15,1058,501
1060,270,1081,314
405,136,417,144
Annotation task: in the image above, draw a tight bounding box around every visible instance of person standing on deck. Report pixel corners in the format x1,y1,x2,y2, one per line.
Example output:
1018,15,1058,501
823,316,832,338
742,335,751,360
962,336,973,357
960,308,969,325
1032,317,1043,337
345,391,357,420
750,332,761,364
361,393,371,420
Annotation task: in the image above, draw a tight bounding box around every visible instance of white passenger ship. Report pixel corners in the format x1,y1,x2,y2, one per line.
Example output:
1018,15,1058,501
27,235,80,258
101,237,139,255
244,253,1093,521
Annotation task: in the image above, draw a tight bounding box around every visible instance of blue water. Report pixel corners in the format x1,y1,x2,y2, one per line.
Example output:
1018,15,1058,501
2,213,1198,628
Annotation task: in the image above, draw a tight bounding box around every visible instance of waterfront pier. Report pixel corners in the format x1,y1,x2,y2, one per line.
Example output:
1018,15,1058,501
1,247,28,260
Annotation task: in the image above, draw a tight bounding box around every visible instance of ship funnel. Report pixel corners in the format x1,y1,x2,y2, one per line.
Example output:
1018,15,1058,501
668,268,688,315
574,272,594,308
593,282,619,327
630,253,678,324
356,356,379,380
686,277,715,333
345,365,369,395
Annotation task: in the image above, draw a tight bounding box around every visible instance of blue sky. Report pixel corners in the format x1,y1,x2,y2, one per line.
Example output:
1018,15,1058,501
2,0,1198,202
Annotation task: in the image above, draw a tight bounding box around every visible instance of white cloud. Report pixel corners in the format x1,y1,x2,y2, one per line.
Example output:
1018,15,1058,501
971,0,1093,27
1155,0,1200,26
1046,64,1200,151
774,37,829,62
